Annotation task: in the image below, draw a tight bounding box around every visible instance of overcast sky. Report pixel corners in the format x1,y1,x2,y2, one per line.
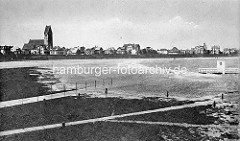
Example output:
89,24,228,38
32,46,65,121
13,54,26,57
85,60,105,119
0,0,239,50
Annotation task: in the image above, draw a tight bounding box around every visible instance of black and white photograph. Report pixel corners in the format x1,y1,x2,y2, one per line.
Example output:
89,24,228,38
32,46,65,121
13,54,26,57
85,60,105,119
0,0,239,140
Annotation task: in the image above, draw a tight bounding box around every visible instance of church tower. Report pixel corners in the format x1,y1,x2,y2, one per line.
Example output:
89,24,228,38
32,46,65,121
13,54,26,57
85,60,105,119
44,25,53,50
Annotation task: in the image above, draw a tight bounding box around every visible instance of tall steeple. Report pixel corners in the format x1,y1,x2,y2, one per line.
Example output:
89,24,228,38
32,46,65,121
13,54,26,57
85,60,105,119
44,25,53,50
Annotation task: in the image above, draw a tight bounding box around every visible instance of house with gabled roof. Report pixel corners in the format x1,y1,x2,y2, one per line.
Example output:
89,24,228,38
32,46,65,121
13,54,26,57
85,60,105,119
85,48,94,55
94,46,104,55
22,39,45,55
50,46,66,55
123,43,140,55
157,49,168,54
66,47,80,55
0,45,13,55
116,47,126,55
168,47,180,54
78,46,86,55
211,45,221,54
104,47,116,55
193,43,208,54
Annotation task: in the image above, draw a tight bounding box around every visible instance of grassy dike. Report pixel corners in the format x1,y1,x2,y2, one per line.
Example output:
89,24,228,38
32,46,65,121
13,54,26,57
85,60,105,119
0,95,195,131
0,95,223,141
2,122,222,141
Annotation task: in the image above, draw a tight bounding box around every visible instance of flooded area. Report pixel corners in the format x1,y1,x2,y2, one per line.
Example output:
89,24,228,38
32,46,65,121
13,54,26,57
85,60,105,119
0,57,239,140
1,57,239,99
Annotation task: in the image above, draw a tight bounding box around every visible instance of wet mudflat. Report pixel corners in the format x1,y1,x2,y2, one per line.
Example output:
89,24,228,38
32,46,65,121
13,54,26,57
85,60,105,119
0,58,239,140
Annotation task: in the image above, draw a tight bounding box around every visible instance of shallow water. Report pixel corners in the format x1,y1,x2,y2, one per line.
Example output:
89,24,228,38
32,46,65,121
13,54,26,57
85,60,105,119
0,57,239,99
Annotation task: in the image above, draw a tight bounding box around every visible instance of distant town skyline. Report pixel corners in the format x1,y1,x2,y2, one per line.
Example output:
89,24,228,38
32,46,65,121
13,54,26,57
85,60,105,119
0,0,239,50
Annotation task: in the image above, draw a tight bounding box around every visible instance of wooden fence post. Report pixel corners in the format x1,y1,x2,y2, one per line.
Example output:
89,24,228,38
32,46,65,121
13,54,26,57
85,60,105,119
105,88,108,97
213,101,216,108
76,83,78,95
63,84,66,96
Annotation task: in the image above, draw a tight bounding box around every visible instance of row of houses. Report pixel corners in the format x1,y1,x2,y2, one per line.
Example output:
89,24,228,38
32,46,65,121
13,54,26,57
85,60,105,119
20,43,141,56
53,44,140,56
157,44,238,55
157,43,217,55
19,43,239,56
222,48,239,54
1,43,239,58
